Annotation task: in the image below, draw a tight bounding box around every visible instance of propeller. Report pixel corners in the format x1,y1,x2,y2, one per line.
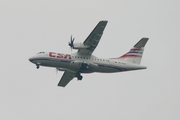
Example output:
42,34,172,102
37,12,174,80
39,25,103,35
68,35,75,50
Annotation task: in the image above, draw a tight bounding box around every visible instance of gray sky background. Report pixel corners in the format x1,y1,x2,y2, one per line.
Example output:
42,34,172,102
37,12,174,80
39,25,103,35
0,0,180,120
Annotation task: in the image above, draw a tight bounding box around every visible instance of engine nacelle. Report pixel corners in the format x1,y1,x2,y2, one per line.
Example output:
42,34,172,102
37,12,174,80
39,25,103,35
73,42,90,49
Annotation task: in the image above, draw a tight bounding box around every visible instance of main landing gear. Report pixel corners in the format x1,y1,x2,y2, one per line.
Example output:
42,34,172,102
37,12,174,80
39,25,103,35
76,72,83,80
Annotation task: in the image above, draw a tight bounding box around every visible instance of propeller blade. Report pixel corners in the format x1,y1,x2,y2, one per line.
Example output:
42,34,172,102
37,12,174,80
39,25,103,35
68,35,75,49
54,68,59,76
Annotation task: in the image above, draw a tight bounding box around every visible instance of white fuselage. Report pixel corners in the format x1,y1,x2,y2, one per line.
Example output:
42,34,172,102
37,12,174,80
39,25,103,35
29,51,146,73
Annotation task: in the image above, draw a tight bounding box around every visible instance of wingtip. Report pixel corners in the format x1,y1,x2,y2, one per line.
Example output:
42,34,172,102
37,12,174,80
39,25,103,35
57,84,66,87
100,20,108,23
142,37,149,40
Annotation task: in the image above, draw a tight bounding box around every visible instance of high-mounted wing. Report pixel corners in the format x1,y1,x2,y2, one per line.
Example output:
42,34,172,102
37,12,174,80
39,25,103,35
58,70,77,87
78,20,108,55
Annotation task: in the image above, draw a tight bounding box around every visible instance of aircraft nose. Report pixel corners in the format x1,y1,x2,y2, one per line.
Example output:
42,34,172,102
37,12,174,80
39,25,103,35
29,57,34,63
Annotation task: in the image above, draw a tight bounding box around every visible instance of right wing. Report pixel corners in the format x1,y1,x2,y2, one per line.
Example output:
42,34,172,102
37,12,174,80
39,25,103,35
57,70,77,87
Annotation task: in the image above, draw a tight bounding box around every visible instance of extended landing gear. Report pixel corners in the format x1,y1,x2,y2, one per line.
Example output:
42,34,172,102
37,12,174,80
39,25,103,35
36,64,40,69
76,73,83,80
78,75,83,80
35,63,41,69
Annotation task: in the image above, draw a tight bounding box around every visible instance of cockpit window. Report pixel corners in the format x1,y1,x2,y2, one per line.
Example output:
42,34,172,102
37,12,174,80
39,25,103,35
37,52,45,54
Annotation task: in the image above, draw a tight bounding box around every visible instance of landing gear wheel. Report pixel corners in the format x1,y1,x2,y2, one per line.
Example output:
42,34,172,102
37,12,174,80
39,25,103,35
36,64,40,69
76,73,83,81
78,75,83,80
76,74,83,80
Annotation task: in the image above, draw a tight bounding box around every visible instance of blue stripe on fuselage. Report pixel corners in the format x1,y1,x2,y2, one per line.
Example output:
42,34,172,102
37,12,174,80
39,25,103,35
30,57,72,63
31,57,126,72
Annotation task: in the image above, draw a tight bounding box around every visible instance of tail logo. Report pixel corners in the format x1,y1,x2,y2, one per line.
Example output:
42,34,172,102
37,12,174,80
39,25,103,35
120,48,143,58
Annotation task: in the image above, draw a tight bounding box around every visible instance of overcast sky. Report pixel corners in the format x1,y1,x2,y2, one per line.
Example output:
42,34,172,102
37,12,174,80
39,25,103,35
0,0,180,120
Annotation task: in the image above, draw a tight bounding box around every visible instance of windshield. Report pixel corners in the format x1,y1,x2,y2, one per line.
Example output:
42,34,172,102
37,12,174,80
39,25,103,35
37,52,45,54
36,52,47,56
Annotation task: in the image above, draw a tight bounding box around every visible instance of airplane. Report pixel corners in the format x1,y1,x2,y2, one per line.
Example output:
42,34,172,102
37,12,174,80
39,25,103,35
29,20,149,87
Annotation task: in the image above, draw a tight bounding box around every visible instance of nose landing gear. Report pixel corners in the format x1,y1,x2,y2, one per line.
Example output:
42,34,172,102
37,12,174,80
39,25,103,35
36,63,40,69
36,65,39,69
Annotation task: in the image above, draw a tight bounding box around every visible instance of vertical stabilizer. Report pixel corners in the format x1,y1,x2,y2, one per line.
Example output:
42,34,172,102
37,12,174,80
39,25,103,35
119,38,149,64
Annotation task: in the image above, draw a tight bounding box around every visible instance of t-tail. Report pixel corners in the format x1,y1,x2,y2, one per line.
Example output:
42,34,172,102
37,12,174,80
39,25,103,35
117,38,149,64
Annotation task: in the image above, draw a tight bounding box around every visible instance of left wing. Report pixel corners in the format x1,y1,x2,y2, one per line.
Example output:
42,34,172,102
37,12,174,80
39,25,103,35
57,70,77,87
78,20,108,55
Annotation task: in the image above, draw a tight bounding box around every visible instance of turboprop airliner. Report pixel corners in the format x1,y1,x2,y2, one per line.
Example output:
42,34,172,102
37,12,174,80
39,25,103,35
29,21,149,87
